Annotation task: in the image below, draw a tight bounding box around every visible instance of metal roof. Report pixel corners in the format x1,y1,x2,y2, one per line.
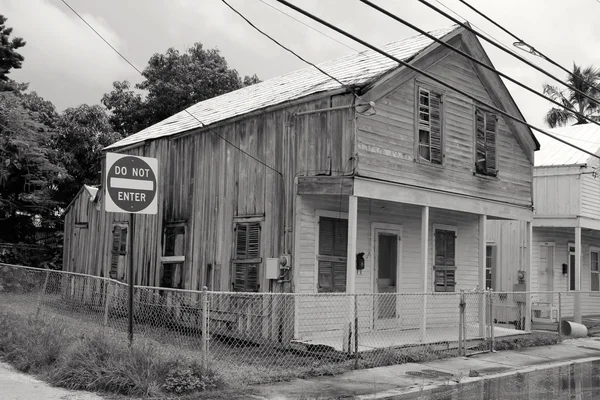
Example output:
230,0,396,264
534,124,600,167
105,25,460,150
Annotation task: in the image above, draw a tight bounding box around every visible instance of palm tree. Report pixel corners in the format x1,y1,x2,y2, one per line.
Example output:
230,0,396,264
543,63,600,127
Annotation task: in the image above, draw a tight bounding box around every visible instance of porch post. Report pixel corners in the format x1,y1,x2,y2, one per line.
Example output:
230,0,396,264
420,206,429,341
574,227,582,324
479,214,487,337
344,195,358,354
346,196,358,294
525,221,532,332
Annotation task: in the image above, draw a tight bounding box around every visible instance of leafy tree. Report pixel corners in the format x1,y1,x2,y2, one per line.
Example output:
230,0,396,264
21,91,59,128
0,91,64,241
543,63,600,127
102,43,260,135
0,14,25,83
54,104,122,204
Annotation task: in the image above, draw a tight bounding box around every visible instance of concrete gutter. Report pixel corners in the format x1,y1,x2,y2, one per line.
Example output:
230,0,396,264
254,338,600,400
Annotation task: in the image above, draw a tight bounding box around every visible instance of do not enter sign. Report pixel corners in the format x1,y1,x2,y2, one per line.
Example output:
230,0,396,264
104,153,158,214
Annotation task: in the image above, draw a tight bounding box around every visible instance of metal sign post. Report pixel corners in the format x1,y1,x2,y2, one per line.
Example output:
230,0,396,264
105,152,158,345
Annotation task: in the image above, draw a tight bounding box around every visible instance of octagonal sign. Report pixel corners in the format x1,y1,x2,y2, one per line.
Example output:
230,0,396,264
104,153,158,214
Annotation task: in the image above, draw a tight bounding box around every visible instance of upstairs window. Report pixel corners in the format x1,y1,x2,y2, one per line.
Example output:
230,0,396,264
317,217,348,292
160,223,186,289
232,221,261,292
475,108,498,177
434,228,456,292
417,87,443,164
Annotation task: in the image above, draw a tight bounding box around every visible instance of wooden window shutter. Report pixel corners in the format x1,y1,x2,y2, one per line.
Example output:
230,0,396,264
233,263,259,292
429,93,443,164
485,112,498,176
445,231,455,267
235,224,248,259
319,218,334,256
317,217,348,292
475,108,486,174
247,223,260,259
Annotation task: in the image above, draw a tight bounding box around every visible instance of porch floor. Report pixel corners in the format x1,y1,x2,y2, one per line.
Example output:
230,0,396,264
293,324,528,353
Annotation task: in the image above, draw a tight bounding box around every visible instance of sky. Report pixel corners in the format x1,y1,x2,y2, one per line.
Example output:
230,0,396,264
2,0,600,130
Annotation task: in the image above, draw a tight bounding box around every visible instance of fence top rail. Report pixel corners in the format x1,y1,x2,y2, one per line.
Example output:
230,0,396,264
4,263,600,297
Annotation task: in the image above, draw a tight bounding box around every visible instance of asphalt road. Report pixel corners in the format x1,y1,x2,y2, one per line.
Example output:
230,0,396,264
0,361,102,400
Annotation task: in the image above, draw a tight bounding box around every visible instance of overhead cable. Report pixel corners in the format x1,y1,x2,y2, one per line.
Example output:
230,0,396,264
273,0,600,160
359,0,600,129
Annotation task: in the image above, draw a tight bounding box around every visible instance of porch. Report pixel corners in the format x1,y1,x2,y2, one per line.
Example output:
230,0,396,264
293,176,534,344
292,323,527,354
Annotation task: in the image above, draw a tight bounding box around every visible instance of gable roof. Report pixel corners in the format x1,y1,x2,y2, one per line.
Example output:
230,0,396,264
105,25,460,151
63,184,99,215
534,124,600,167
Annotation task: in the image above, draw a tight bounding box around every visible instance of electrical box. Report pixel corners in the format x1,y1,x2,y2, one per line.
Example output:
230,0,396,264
265,258,279,280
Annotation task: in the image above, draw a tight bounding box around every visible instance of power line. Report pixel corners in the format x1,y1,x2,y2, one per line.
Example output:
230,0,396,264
221,0,364,102
359,0,600,129
256,0,361,53
59,0,283,179
272,0,600,161
431,0,520,55
458,0,594,86
415,0,600,110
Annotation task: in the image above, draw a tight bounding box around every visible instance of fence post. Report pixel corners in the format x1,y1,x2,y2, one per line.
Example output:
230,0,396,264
35,269,50,319
354,294,359,369
489,291,495,352
458,290,465,356
558,292,562,342
201,286,209,371
103,281,112,327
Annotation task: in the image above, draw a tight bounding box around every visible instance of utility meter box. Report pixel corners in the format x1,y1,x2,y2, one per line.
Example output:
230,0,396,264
265,258,279,280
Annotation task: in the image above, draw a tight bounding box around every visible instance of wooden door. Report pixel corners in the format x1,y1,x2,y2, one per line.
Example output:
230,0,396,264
373,227,401,329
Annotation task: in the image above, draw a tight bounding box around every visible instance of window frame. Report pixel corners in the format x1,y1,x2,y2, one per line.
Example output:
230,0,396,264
591,246,600,292
414,83,445,166
432,224,458,292
486,244,497,291
109,222,129,281
160,221,186,289
568,242,577,291
315,210,349,293
231,218,263,292
473,105,499,178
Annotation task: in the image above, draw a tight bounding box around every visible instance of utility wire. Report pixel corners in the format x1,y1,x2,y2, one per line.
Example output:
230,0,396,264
221,0,365,102
256,0,361,53
458,0,595,86
359,0,600,129
273,0,600,161
432,0,521,55
60,0,283,179
415,0,600,109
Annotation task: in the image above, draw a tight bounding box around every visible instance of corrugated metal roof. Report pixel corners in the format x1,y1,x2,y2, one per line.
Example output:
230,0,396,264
534,124,600,167
105,25,460,150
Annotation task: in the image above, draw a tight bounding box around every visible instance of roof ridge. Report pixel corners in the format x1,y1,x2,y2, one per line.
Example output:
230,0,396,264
105,23,460,151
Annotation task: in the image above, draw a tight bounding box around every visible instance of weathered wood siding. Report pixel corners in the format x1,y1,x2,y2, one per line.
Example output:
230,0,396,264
580,164,600,221
486,220,528,292
533,166,581,217
295,195,481,339
356,51,532,208
64,93,356,296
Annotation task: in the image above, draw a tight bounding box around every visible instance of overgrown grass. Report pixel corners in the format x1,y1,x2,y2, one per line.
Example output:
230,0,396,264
494,331,561,350
0,311,224,397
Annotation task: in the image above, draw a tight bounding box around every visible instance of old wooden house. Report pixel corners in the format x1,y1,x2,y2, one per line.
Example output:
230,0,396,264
489,123,600,328
63,24,539,348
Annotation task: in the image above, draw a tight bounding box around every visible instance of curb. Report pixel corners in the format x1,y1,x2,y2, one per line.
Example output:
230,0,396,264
354,355,600,400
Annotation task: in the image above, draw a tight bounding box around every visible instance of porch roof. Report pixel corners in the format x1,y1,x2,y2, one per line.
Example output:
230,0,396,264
297,176,533,221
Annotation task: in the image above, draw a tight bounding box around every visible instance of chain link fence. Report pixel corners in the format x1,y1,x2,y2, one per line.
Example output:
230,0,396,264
1,263,589,385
